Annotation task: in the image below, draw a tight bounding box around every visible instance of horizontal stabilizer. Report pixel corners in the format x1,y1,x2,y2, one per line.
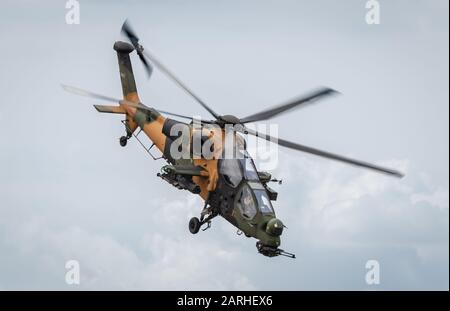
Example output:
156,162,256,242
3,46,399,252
93,105,126,114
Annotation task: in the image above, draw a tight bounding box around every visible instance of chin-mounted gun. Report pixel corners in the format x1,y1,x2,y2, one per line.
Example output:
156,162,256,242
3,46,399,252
256,241,296,259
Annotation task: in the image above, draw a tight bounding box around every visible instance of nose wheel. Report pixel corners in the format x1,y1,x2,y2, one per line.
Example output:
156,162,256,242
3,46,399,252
119,136,128,147
188,203,218,234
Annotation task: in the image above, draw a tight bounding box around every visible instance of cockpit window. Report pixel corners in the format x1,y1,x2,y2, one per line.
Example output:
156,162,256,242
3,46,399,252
254,190,274,214
220,159,243,188
237,184,257,220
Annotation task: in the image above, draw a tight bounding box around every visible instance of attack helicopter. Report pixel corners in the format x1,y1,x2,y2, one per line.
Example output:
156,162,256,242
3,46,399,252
63,21,404,258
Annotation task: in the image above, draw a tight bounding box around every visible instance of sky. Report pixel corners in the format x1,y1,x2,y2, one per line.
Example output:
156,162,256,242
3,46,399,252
0,0,448,290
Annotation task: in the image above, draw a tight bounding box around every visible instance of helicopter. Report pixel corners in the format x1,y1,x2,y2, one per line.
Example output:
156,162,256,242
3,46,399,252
63,21,404,258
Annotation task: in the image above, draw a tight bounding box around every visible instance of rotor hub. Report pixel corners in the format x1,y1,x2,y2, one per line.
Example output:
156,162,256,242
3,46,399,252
219,114,241,125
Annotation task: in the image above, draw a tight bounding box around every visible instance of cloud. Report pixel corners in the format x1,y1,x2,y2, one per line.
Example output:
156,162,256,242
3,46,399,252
0,193,256,290
411,187,449,211
0,150,447,290
265,152,448,289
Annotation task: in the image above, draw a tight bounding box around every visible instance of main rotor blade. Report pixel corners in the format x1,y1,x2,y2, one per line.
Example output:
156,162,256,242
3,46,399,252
141,49,221,120
239,87,338,124
157,109,211,122
242,127,404,178
62,84,212,122
61,84,123,103
121,20,221,120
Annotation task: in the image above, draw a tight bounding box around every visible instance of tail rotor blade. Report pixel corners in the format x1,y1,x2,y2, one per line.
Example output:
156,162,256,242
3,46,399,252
138,52,153,78
121,19,139,45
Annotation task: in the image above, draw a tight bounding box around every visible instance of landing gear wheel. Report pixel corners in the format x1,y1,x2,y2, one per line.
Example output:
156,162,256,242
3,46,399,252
189,217,201,234
119,136,128,147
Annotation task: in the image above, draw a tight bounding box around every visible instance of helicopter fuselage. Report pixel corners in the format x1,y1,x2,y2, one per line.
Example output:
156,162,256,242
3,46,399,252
121,101,287,256
64,25,403,259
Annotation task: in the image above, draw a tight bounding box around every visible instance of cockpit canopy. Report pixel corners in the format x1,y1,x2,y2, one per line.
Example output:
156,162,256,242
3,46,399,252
236,182,274,220
220,156,259,187
219,154,274,220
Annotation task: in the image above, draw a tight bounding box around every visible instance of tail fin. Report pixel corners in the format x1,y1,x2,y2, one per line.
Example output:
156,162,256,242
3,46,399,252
113,41,140,103
113,41,139,136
